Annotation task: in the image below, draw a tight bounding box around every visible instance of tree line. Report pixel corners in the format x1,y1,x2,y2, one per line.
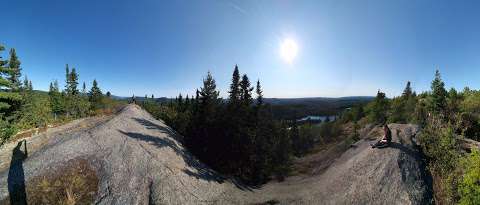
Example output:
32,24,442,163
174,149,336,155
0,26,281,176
143,65,298,184
0,43,121,146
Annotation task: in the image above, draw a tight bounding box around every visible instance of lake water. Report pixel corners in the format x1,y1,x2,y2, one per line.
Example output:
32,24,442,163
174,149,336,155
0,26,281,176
297,115,337,123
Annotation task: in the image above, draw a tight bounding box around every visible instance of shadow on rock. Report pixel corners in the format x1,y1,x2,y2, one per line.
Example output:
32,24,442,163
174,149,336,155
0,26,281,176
124,117,257,191
118,130,226,183
387,142,433,204
132,117,183,141
8,140,28,205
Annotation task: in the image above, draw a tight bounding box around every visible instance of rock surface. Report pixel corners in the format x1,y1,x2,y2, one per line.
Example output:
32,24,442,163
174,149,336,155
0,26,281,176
0,105,432,204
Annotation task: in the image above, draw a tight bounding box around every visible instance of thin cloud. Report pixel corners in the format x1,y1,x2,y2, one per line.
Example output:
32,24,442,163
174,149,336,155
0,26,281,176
229,2,248,16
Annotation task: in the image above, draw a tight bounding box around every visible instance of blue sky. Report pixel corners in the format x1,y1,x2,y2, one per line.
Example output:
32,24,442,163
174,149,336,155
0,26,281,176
1,0,480,98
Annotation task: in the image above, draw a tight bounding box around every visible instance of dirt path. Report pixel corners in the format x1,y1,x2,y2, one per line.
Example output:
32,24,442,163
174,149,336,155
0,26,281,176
0,105,432,204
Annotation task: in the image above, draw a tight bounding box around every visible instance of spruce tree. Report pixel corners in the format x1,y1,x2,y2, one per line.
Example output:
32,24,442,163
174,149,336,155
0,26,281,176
402,81,412,98
82,82,87,95
256,80,263,107
22,76,29,91
88,79,103,110
188,71,220,162
430,70,447,115
228,65,241,105
239,74,253,106
0,45,22,115
368,90,389,123
8,48,21,91
66,67,79,96
49,80,63,119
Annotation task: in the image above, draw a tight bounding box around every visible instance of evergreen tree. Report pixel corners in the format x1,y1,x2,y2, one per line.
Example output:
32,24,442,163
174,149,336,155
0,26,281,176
430,70,447,115
402,81,413,98
22,76,29,91
256,80,263,107
66,67,79,96
0,45,22,115
82,82,86,94
187,71,220,163
88,79,103,110
49,80,63,119
228,65,241,105
239,74,254,106
8,48,21,91
106,91,111,98
368,90,389,123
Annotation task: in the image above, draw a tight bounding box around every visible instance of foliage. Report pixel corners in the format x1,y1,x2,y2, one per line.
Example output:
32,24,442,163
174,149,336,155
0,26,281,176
15,91,53,130
430,70,448,115
458,149,480,205
0,43,123,146
418,120,459,176
366,90,389,124
88,79,104,111
0,44,22,115
8,48,22,91
0,117,16,145
0,44,22,143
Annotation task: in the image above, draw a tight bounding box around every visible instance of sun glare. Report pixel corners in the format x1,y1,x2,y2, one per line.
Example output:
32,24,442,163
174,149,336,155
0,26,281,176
280,38,298,64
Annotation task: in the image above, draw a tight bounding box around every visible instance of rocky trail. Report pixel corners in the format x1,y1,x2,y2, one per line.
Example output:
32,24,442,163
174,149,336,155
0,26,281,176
0,104,432,204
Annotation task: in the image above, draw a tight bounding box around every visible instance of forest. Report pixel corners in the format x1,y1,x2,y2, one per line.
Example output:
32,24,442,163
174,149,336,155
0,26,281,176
0,43,123,146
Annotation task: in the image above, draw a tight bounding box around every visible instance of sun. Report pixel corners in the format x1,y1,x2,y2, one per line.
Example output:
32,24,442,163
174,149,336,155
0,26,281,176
280,38,298,64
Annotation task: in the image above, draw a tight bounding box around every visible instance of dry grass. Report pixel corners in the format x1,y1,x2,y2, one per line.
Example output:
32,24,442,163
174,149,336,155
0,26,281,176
1,158,99,205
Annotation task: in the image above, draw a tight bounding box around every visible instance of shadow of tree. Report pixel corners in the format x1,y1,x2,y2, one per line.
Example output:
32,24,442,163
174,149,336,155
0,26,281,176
8,140,28,205
117,130,230,183
132,117,183,142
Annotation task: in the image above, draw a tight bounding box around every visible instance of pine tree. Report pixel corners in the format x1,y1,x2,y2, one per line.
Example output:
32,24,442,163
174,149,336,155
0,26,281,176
66,67,79,96
239,74,253,106
22,76,29,91
8,48,21,91
368,90,389,123
0,45,22,115
82,82,86,95
256,80,263,107
187,71,220,162
106,91,111,98
430,70,447,115
402,81,413,98
228,65,241,105
88,79,103,110
49,80,63,119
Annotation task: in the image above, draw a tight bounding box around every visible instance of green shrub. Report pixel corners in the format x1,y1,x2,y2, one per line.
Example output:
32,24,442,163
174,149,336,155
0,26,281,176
458,149,480,205
0,118,16,146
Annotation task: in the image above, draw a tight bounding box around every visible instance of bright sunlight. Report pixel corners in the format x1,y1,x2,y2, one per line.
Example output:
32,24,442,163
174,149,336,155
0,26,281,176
280,38,299,64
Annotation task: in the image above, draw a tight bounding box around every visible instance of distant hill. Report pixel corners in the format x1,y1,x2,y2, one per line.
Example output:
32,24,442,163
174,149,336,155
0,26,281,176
264,96,374,120
111,95,374,120
264,96,374,105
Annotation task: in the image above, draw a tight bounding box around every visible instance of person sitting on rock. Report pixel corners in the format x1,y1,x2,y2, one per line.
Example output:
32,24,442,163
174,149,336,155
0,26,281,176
371,124,392,148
